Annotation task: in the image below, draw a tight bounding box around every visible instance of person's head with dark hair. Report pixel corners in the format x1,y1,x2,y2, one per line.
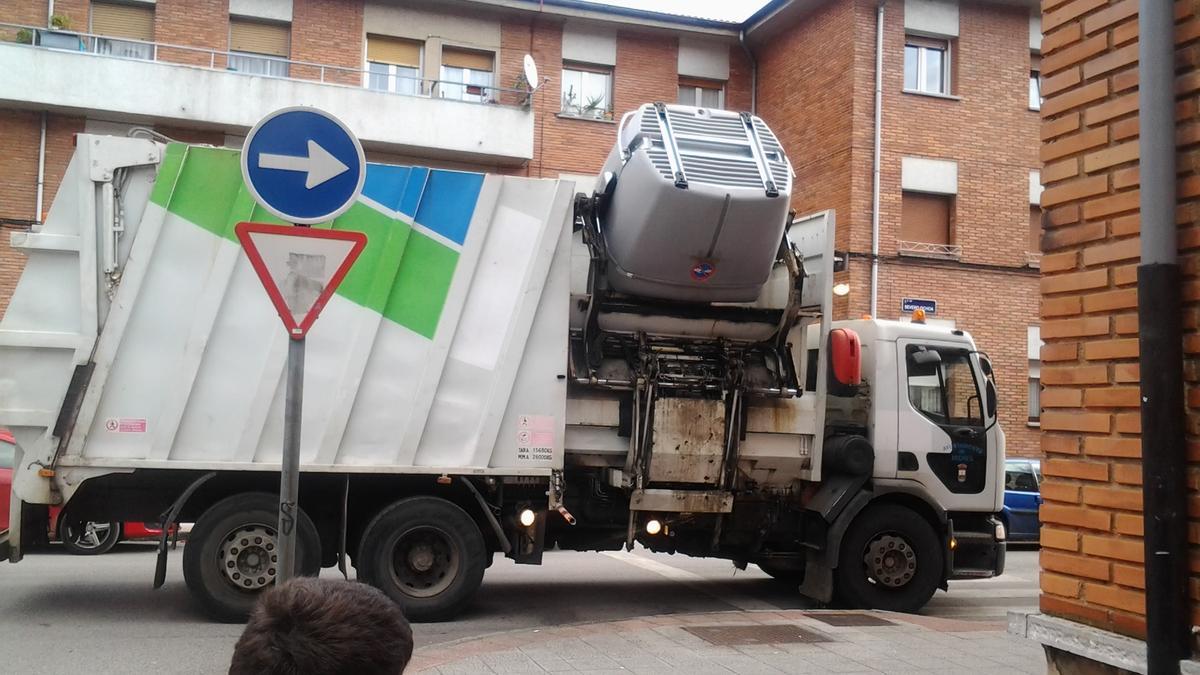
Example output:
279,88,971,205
229,578,413,675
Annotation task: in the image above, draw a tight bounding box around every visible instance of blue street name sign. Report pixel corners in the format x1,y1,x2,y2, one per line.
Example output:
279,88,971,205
902,297,937,315
241,107,366,224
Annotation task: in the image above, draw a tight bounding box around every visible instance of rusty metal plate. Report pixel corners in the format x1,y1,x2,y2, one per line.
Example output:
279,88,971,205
804,612,896,627
682,624,831,646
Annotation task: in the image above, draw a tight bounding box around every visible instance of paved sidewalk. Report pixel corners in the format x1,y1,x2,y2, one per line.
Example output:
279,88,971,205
410,609,1046,674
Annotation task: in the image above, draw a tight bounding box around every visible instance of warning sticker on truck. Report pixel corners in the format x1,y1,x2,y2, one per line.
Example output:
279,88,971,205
104,418,148,433
516,415,555,462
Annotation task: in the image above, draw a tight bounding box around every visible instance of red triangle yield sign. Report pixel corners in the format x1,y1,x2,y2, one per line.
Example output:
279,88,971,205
235,222,367,339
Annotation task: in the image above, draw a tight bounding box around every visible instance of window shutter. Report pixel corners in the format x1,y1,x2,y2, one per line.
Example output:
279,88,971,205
367,35,421,67
900,192,951,245
442,47,493,71
678,76,723,91
906,35,947,50
91,2,154,41
230,19,290,57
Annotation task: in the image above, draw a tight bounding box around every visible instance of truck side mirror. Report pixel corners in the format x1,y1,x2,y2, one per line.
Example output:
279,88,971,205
910,348,941,366
986,380,998,419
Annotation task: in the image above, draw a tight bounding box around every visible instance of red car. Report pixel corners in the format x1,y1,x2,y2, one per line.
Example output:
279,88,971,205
1,429,167,555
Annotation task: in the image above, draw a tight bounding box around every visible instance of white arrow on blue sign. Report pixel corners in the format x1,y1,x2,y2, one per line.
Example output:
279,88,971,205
241,107,366,224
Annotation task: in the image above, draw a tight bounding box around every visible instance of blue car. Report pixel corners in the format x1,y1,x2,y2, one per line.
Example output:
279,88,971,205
1002,459,1042,543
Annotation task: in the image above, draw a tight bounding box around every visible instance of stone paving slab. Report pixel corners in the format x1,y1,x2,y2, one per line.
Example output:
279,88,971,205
409,610,1046,674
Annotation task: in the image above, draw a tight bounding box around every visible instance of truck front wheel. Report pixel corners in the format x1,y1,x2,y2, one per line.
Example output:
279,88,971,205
834,504,942,613
183,492,321,622
356,496,486,622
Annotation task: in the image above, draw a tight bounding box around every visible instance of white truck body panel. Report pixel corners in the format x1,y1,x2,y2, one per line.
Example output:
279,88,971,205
1,137,575,504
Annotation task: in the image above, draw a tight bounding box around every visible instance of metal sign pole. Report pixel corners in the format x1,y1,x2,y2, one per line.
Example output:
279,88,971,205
276,332,305,582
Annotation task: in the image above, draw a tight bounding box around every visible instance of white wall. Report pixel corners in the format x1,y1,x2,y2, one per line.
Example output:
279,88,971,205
901,157,958,194
678,36,730,80
562,22,616,66
229,0,293,22
1029,170,1043,205
363,1,500,49
1,44,532,164
904,0,959,37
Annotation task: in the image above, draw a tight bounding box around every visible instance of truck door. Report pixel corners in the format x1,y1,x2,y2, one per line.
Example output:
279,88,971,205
895,341,993,509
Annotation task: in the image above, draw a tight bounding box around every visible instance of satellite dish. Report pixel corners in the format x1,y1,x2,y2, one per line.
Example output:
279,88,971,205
523,54,539,91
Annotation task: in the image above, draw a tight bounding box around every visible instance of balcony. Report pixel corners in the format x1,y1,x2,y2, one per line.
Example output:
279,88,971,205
897,240,963,260
0,24,533,165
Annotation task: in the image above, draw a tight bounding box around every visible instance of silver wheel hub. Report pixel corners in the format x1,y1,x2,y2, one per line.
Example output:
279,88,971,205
409,545,435,572
219,525,278,591
864,534,916,588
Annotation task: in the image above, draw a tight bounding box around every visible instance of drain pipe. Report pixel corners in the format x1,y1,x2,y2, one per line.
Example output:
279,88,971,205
1137,0,1188,672
35,112,46,223
47,0,54,26
738,29,757,114
869,2,884,317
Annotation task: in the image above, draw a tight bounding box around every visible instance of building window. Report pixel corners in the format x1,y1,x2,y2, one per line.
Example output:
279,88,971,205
561,63,613,119
228,18,290,77
366,35,421,96
900,191,961,258
1032,372,1041,420
440,47,494,103
678,77,724,109
1029,205,1042,252
904,35,950,95
1029,53,1042,110
90,1,155,60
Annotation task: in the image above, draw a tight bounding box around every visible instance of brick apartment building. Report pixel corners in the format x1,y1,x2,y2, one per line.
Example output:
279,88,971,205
1004,0,1200,672
0,0,1042,453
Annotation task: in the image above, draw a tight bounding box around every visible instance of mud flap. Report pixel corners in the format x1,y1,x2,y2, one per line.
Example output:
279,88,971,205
154,471,216,589
797,476,872,603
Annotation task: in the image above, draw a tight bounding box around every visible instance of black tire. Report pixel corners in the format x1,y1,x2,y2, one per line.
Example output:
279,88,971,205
834,504,943,613
182,492,321,622
60,518,121,555
757,562,804,585
356,496,486,622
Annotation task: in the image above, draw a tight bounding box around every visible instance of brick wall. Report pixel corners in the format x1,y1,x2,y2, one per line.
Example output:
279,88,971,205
1037,0,1200,638
154,0,229,67
875,0,1042,455
757,0,856,251
756,0,1041,455
499,18,744,180
0,111,83,320
291,0,363,84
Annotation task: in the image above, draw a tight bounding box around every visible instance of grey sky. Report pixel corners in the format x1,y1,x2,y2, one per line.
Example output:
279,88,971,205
579,0,771,22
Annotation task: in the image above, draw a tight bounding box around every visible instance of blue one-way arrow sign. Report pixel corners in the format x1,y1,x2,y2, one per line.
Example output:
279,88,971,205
241,107,365,224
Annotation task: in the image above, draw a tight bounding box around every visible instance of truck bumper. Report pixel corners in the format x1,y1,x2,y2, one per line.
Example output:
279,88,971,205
948,514,1005,580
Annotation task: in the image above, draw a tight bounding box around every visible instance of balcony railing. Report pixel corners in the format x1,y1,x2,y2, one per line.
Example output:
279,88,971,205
0,23,531,108
1025,251,1042,268
897,240,963,260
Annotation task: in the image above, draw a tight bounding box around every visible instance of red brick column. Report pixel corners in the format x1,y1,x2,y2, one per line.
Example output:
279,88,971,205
1037,0,1200,638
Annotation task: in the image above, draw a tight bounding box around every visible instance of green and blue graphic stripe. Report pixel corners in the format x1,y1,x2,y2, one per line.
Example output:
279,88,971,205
148,143,484,339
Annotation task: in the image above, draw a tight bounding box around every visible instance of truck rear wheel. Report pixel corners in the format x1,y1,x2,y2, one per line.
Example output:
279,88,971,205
356,496,486,622
834,504,942,613
183,492,321,622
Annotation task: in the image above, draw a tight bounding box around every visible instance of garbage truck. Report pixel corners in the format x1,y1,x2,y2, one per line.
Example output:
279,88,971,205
0,103,1006,622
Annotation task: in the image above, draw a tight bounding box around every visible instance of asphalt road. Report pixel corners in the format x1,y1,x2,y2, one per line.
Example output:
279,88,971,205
0,543,1038,674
